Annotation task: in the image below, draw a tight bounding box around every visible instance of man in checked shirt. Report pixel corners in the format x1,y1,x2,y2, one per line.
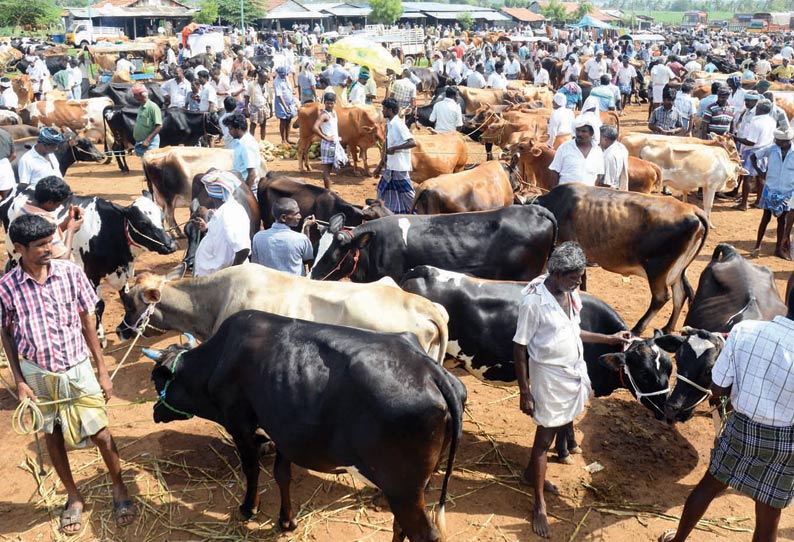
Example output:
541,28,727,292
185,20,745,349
660,287,794,542
0,214,134,534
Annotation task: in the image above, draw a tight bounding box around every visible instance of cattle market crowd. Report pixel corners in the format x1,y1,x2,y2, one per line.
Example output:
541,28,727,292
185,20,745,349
0,18,792,542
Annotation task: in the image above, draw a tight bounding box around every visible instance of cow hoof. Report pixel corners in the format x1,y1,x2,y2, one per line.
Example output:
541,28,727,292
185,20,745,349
237,505,256,520
279,518,297,531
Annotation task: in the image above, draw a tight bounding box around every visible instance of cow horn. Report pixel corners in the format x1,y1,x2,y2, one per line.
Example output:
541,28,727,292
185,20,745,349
142,348,162,361
182,333,197,349
680,326,696,336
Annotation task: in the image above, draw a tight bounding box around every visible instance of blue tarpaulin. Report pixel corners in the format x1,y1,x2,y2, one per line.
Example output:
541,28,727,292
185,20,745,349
569,15,616,29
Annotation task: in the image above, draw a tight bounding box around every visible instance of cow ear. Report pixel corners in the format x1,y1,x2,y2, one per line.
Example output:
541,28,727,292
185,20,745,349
599,352,625,372
354,231,374,248
142,287,162,304
530,146,543,157
165,263,186,282
141,189,153,200
653,334,685,354
329,213,345,234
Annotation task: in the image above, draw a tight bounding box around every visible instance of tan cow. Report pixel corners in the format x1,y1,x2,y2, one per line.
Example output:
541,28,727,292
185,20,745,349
639,143,745,226
142,146,268,231
296,103,384,176
411,161,515,214
119,264,449,364
455,87,527,114
10,74,32,109
19,98,114,144
410,132,469,184
620,132,740,161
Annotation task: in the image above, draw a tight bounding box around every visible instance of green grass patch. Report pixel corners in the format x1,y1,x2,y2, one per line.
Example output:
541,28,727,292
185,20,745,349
632,10,735,24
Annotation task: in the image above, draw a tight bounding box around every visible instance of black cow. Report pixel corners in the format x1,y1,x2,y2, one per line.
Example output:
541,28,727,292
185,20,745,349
145,310,465,541
102,105,222,172
89,82,166,107
684,243,787,332
4,188,177,345
10,133,105,179
400,266,673,420
17,54,69,75
256,174,392,230
404,67,444,94
655,328,726,424
310,205,557,283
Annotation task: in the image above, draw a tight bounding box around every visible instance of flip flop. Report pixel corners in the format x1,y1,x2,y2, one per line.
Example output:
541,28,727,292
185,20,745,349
113,499,135,527
657,529,689,542
60,504,83,535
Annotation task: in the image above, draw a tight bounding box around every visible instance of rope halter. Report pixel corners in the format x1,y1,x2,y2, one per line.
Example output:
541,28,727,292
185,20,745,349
619,341,670,417
155,351,193,419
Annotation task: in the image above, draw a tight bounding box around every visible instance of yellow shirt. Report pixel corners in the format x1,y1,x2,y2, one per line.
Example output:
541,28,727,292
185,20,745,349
772,64,794,80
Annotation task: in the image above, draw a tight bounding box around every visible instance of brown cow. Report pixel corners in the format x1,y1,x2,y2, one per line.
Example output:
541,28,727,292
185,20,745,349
296,103,384,176
410,132,469,184
480,109,551,149
511,138,662,193
19,98,114,143
537,184,709,333
455,87,527,114
10,74,32,109
411,160,516,214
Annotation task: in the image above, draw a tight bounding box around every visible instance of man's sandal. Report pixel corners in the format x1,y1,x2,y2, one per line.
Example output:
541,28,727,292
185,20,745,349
60,505,82,535
113,500,135,527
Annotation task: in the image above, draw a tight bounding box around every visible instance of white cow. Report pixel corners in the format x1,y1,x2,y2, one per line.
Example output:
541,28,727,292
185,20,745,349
21,98,115,144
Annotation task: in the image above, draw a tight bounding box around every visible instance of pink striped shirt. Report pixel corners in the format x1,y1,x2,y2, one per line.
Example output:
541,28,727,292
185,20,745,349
0,259,98,373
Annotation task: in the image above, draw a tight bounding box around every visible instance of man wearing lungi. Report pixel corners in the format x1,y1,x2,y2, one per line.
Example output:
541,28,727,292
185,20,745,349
513,242,630,538
660,287,794,542
0,214,134,534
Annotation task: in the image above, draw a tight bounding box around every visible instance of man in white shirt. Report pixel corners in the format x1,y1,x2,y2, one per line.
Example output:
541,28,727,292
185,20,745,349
115,52,135,75
197,70,216,113
431,51,444,74
192,195,251,277
533,60,550,86
649,60,677,117
17,128,63,187
781,42,793,60
224,112,261,190
547,93,574,148
659,291,794,542
161,68,191,108
735,99,776,210
487,61,508,90
584,52,607,85
28,55,51,100
684,54,701,74
756,52,772,77
616,57,637,110
549,115,604,186
0,77,18,110
445,53,464,85
599,125,628,190
466,63,487,89
210,67,231,110
68,58,82,100
562,56,581,83
505,53,521,80
373,98,416,215
429,87,463,134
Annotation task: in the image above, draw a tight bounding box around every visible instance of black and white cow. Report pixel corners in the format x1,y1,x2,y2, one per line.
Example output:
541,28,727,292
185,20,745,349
10,133,106,179
684,243,787,332
144,309,465,542
400,266,674,419
310,206,557,283
5,188,177,344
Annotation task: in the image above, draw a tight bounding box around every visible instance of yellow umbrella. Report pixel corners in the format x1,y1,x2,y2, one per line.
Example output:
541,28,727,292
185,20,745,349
327,35,403,75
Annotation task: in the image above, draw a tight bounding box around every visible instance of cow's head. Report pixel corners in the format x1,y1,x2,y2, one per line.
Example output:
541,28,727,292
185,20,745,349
361,198,393,221
655,327,726,424
711,133,740,162
11,74,31,107
122,190,178,255
309,213,371,281
64,132,106,163
116,263,186,341
143,334,198,423
599,332,675,420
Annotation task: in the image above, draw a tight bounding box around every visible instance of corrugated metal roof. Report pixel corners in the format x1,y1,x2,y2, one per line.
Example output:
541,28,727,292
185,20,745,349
264,9,328,18
500,8,545,22
402,2,493,12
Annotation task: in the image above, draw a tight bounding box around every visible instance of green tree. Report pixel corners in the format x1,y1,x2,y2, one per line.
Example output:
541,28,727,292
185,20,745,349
574,1,594,20
194,0,219,24
457,12,473,29
369,0,403,25
216,0,264,25
0,0,60,27
539,0,569,23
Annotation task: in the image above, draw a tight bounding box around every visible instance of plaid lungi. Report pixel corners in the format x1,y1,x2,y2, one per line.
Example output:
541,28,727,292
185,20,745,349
709,412,794,509
377,170,415,214
20,358,108,449
320,139,336,165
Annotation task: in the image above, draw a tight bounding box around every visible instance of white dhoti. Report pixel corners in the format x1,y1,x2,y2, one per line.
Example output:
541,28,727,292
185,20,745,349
529,360,592,428
651,84,665,104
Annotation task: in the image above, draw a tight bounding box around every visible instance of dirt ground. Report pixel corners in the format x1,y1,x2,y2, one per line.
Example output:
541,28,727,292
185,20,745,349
0,95,793,542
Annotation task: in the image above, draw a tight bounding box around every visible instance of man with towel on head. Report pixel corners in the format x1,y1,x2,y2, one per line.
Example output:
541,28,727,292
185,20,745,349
513,242,630,539
0,213,135,535
0,77,18,111
549,115,604,186
547,93,575,149
17,128,63,188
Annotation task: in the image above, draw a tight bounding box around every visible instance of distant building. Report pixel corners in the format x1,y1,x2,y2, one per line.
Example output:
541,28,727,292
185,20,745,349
63,0,196,38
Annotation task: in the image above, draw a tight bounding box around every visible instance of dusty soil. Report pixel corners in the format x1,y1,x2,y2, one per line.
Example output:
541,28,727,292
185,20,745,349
0,96,792,542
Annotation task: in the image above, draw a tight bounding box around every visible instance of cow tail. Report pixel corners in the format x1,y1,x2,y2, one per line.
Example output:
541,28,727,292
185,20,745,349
430,302,449,365
683,208,710,305
409,185,427,215
431,366,463,542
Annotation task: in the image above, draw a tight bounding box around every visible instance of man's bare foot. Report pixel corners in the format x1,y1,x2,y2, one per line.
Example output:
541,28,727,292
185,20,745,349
750,247,761,258
533,506,551,538
735,203,748,211
775,249,791,260
570,446,583,454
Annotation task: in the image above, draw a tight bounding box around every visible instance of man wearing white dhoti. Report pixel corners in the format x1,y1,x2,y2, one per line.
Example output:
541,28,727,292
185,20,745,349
513,242,630,539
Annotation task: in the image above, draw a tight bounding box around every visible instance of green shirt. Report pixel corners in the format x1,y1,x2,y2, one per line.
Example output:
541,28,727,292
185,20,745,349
133,99,162,142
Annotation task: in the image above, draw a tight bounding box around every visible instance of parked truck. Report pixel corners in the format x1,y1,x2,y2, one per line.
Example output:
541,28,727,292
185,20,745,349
66,21,125,46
